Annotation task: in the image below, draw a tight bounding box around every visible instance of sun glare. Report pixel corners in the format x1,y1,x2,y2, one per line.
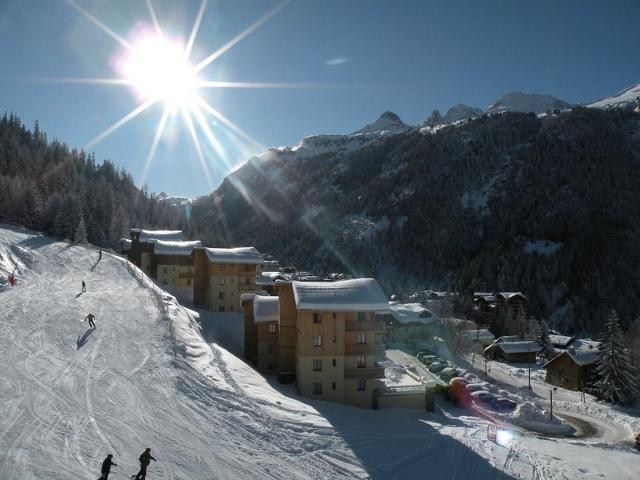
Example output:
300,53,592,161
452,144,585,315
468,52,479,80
120,34,198,109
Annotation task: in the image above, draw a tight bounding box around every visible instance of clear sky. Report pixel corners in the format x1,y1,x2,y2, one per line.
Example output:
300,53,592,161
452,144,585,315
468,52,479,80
1,0,639,196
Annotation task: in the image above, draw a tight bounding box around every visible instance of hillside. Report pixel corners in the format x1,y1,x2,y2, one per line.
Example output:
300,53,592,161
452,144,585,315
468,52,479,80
0,113,184,247
189,107,640,334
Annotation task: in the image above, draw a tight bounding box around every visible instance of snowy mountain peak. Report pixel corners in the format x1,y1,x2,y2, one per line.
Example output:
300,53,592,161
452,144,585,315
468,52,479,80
486,91,572,114
422,104,483,127
588,83,640,110
353,111,410,135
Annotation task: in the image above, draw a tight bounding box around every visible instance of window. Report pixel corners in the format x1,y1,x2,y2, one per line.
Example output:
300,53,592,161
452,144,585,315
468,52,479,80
357,333,366,344
312,383,322,395
245,278,251,285
220,264,225,271
313,359,322,371
313,335,322,347
358,312,366,322
357,355,366,368
219,292,225,300
332,312,337,319
332,336,336,343
187,279,192,286
219,305,225,312
332,358,336,367
268,343,277,354
268,323,276,333
172,266,176,271
218,278,225,285
163,267,168,274
332,382,336,390
230,306,233,311
357,378,366,391
313,312,321,323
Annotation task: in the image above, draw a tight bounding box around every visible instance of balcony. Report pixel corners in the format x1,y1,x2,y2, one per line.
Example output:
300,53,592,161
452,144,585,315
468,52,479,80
345,319,385,332
238,283,258,292
345,343,385,355
178,272,194,278
344,366,385,379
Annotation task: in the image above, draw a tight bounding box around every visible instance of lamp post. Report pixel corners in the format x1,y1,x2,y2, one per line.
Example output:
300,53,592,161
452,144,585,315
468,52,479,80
528,346,532,390
549,388,554,421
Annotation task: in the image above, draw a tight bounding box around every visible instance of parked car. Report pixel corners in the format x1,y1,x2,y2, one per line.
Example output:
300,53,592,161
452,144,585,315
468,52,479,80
428,362,445,373
439,367,458,381
465,383,486,392
470,390,498,408
421,355,438,366
491,397,517,412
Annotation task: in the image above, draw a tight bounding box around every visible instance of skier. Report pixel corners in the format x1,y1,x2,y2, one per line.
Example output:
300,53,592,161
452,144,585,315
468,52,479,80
85,313,96,329
132,448,156,480
99,453,117,479
99,250,102,260
82,280,86,292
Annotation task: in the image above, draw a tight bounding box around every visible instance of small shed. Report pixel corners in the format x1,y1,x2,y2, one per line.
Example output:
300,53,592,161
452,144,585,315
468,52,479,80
484,340,539,363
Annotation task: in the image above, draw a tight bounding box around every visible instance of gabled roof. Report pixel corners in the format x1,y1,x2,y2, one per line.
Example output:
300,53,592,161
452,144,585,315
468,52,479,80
387,302,435,325
256,271,290,286
203,247,264,264
460,329,495,342
543,349,600,369
137,229,185,242
240,291,269,302
486,340,539,354
292,278,388,312
567,338,601,351
495,335,522,344
549,334,575,348
152,240,202,256
496,291,527,301
253,296,280,323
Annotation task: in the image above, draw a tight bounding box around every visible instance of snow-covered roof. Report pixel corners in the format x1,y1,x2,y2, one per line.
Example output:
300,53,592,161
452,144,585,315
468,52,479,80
549,334,574,348
256,271,290,285
496,292,527,301
544,349,600,369
292,278,389,312
203,247,264,264
567,338,601,351
240,291,269,302
152,240,202,256
495,341,539,354
253,296,280,323
475,295,497,303
120,238,131,252
137,229,185,242
495,335,522,344
387,302,435,325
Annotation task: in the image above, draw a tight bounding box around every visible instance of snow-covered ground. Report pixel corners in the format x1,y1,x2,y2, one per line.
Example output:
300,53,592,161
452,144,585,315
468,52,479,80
2,224,640,479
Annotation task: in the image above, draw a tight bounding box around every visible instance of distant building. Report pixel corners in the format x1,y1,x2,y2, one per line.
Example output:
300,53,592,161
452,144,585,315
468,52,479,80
460,329,495,347
381,302,435,343
484,337,539,363
253,296,280,374
152,240,202,288
193,246,265,312
543,349,599,391
128,229,185,276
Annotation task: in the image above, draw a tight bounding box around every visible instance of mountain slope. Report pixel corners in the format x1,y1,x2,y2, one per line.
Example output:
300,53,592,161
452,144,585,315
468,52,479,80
486,92,572,114
588,83,640,109
190,107,640,333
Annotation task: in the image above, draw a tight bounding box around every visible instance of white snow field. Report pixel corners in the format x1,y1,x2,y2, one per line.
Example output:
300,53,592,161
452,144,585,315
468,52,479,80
2,224,639,480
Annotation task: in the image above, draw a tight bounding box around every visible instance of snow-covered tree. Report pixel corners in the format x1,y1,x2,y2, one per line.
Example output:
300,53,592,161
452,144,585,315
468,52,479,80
74,215,87,244
536,320,555,361
593,310,639,404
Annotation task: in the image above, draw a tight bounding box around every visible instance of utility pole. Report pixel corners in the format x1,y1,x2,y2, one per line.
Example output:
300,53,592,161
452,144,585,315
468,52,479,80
484,356,488,381
528,347,532,389
549,389,554,421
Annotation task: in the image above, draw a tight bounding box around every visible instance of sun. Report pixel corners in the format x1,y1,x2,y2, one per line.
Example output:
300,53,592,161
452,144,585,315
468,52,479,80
119,34,199,110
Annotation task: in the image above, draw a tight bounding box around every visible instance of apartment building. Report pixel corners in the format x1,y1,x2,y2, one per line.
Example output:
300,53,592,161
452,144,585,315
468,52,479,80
293,278,388,409
128,229,185,276
153,240,202,288
254,296,280,374
193,246,265,312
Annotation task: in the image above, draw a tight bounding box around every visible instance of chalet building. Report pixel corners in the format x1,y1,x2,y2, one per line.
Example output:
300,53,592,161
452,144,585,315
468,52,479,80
549,334,575,351
381,303,435,343
543,349,599,391
128,229,185,276
153,240,202,288
484,337,539,363
255,271,290,296
293,279,388,409
193,246,264,312
253,296,280,374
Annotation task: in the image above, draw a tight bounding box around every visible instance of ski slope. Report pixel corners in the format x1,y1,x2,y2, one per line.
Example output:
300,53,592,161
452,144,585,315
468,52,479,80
2,224,639,480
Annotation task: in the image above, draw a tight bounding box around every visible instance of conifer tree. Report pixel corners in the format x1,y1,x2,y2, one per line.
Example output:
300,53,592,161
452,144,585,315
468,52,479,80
536,320,555,361
74,215,87,244
593,310,639,404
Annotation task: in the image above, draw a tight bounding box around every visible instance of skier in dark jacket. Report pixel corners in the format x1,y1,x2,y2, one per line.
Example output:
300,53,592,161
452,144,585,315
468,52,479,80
133,448,156,480
99,454,117,479
82,280,86,292
85,313,96,329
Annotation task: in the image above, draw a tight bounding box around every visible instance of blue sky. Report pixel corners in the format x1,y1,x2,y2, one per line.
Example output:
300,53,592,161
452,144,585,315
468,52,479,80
1,0,639,196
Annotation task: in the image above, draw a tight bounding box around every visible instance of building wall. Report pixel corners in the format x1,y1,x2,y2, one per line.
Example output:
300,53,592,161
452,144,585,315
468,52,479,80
242,298,258,365
276,283,297,379
198,261,259,312
296,355,345,403
545,355,591,391
156,260,194,288
388,323,430,343
257,321,279,374
344,378,382,409
376,391,426,410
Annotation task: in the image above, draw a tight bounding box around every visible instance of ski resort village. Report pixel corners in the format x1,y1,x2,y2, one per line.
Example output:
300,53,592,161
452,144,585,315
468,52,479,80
1,224,640,479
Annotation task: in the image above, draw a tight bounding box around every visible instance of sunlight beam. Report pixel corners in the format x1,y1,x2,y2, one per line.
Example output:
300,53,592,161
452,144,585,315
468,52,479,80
85,99,156,149
193,0,290,73
145,0,163,39
190,105,232,169
141,106,171,184
181,108,214,190
66,0,132,50
185,0,208,60
196,97,264,151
